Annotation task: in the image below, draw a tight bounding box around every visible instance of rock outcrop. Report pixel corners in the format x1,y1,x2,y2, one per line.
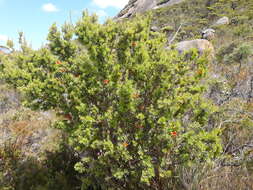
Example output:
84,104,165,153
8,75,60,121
202,29,215,41
214,16,229,26
175,39,215,57
117,0,184,19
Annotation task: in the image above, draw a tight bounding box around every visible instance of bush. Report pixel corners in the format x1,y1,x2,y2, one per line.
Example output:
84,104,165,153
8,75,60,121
0,13,222,189
217,42,252,64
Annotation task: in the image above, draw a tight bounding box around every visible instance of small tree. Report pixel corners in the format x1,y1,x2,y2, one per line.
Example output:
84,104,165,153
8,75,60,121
226,43,252,70
0,12,222,189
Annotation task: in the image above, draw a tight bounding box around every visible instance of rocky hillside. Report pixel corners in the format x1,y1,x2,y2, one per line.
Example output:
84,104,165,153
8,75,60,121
117,0,184,18
119,0,253,104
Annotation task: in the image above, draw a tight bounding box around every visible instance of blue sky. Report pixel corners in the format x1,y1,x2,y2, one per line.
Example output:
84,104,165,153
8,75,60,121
0,0,128,49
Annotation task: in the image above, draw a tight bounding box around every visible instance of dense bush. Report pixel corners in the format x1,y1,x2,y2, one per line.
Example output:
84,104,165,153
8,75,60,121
0,13,222,189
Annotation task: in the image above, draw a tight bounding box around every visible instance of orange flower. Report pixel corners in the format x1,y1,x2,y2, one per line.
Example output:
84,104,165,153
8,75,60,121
170,131,177,137
123,142,129,147
56,60,62,65
103,79,110,85
197,69,203,76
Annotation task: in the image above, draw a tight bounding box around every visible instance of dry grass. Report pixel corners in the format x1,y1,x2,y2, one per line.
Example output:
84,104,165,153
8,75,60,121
0,106,61,157
200,166,253,190
237,68,250,81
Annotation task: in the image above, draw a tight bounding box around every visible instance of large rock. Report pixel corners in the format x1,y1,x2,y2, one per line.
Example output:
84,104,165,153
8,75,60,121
175,39,215,58
151,25,160,32
202,29,215,41
215,16,229,26
117,0,184,19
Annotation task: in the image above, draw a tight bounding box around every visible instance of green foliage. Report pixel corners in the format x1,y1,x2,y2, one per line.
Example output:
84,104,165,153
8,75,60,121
153,0,253,48
217,42,252,64
153,0,213,41
161,25,174,33
0,13,222,189
225,43,252,63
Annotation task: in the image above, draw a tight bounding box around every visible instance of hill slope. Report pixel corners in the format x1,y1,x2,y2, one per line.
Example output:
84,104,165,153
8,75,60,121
118,0,253,104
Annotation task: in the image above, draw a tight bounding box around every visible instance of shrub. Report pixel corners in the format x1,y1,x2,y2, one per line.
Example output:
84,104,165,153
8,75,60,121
0,13,222,189
217,42,252,65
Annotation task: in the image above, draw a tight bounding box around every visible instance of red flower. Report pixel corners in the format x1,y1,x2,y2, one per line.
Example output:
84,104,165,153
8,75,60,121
123,142,129,147
197,69,203,77
103,79,110,85
64,114,72,121
56,60,62,65
170,131,177,137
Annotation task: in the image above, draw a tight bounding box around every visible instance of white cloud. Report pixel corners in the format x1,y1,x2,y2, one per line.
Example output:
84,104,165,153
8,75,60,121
42,3,59,12
0,34,8,43
92,0,128,9
96,10,108,17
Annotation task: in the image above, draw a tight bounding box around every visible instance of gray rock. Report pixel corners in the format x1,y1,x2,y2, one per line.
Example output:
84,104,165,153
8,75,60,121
202,28,215,40
175,39,215,58
215,16,229,26
117,0,156,19
154,0,185,9
151,26,159,32
117,0,184,19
